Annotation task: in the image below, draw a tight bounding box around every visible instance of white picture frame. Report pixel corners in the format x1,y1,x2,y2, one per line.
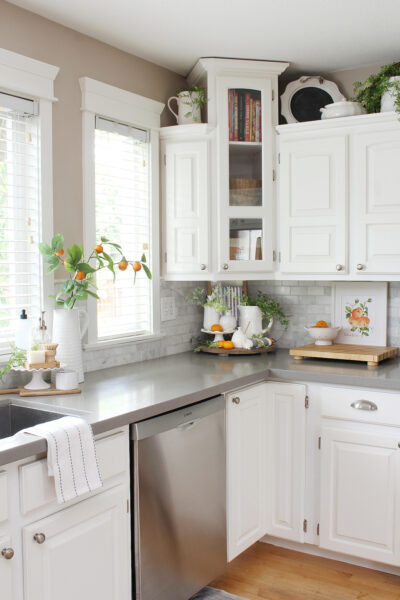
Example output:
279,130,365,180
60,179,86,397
332,282,388,346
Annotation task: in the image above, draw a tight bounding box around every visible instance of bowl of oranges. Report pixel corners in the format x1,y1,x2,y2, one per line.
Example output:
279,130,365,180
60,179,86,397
305,320,341,346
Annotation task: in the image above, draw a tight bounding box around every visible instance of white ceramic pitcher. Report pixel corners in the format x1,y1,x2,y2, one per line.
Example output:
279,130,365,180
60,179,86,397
238,305,273,338
167,91,201,125
52,308,89,383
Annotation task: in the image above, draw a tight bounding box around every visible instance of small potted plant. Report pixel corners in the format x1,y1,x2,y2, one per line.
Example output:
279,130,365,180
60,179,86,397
351,62,400,115
186,283,230,330
167,85,208,124
239,292,289,338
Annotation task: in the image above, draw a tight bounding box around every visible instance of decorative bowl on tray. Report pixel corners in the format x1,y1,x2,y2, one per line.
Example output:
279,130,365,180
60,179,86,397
305,326,341,346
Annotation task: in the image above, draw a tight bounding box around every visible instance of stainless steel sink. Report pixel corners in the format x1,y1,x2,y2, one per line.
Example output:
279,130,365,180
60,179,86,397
0,402,66,440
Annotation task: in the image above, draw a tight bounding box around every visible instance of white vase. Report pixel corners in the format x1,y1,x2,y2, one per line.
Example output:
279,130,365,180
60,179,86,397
220,310,236,332
381,76,400,112
203,306,219,330
238,305,273,338
167,91,202,125
52,308,89,383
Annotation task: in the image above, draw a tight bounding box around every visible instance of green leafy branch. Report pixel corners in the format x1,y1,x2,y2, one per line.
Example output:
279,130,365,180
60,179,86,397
39,234,152,309
0,344,26,382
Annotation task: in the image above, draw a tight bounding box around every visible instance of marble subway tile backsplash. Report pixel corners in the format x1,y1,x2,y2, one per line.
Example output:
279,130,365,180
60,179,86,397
248,280,400,349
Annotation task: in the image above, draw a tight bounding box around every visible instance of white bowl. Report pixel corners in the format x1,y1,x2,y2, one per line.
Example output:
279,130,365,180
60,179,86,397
305,326,341,346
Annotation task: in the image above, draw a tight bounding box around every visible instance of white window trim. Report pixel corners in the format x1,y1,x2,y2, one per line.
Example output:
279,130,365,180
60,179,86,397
0,48,59,358
79,76,164,347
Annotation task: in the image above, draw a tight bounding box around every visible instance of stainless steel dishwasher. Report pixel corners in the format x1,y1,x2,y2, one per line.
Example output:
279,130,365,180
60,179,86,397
131,395,226,600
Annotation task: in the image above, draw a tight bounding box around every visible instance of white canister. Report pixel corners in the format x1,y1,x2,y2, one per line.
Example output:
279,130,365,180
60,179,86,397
203,305,220,330
167,91,202,125
381,76,400,112
56,369,79,391
52,308,88,383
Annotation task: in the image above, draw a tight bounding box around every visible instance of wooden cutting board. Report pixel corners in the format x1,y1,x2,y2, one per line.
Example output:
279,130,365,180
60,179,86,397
289,343,398,367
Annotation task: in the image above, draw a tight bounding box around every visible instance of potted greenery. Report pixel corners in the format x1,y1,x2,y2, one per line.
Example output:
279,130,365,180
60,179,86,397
186,284,230,330
351,62,400,115
167,85,208,124
239,292,289,338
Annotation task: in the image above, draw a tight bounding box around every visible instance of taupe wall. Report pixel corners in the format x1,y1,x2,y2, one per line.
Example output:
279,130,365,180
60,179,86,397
0,0,185,249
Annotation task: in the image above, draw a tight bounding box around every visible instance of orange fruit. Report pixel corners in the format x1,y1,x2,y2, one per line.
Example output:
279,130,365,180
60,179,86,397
314,320,328,328
352,307,363,319
118,260,128,271
75,271,85,281
211,324,222,332
217,340,225,348
223,340,234,350
54,248,64,257
132,262,142,272
94,244,103,254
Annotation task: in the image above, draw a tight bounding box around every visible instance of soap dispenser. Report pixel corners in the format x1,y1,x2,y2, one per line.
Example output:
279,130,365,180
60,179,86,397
15,309,32,350
32,311,51,348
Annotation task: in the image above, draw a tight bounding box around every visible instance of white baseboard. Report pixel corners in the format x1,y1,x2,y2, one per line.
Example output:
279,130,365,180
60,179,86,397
261,536,400,577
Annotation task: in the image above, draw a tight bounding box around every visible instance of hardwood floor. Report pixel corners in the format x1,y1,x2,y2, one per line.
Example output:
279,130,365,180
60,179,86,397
211,542,400,600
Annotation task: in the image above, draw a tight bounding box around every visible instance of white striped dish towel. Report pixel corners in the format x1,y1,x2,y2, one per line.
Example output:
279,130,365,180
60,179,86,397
19,416,102,504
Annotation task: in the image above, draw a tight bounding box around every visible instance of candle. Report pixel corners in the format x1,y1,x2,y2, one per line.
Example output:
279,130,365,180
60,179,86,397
28,350,45,364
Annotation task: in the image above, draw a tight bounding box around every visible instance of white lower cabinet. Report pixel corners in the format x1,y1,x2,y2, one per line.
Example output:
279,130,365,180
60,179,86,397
23,484,130,600
264,382,306,542
320,425,400,565
226,383,268,561
227,381,307,560
0,535,13,599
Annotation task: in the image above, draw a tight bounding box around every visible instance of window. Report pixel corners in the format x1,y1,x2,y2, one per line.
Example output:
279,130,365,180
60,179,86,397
80,77,163,347
0,48,58,356
0,93,40,351
94,117,151,339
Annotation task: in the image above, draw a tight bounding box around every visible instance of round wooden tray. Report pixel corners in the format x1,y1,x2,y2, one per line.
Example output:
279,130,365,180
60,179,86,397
198,345,275,357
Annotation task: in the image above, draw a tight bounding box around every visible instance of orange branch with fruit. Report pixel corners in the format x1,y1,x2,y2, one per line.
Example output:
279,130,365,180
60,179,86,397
39,234,151,310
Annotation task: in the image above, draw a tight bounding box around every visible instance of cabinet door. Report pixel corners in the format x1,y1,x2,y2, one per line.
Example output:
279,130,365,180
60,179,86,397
279,135,348,274
0,536,13,599
320,426,400,565
352,127,400,274
226,383,267,560
164,139,209,277
265,382,306,542
217,76,275,274
23,485,131,600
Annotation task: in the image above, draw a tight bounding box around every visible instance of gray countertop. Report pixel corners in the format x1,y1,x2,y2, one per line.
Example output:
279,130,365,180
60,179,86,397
1,349,400,466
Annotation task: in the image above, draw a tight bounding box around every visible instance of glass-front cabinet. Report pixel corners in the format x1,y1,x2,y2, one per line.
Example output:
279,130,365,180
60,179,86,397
161,58,288,280
217,76,275,274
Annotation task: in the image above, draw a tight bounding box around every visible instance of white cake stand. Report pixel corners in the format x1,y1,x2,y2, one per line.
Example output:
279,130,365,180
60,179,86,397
13,365,65,390
201,328,235,342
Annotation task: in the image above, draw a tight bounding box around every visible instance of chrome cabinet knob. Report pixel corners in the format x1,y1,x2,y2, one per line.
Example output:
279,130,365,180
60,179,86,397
33,533,46,544
222,264,229,270
232,397,240,404
336,264,344,271
200,264,206,271
356,263,365,271
1,547,14,560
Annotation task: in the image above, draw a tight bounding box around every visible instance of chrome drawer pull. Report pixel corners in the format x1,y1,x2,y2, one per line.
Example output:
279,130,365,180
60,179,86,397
351,400,378,411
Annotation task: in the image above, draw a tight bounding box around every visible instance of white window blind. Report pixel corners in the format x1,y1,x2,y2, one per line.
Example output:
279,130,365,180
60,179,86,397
0,93,41,353
94,116,152,340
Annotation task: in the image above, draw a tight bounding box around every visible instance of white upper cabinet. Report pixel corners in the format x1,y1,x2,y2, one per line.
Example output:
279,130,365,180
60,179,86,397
161,125,211,279
161,58,288,281
277,113,400,280
352,124,400,274
279,135,348,274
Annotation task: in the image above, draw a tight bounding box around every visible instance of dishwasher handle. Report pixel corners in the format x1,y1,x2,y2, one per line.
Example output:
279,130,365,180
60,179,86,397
132,395,225,441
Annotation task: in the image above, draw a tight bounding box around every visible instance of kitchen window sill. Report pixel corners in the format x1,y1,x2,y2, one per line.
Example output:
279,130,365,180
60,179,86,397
84,333,165,352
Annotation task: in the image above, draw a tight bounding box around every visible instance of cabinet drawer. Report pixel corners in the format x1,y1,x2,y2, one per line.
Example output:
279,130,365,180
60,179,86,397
0,471,7,522
20,430,128,514
322,386,400,427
